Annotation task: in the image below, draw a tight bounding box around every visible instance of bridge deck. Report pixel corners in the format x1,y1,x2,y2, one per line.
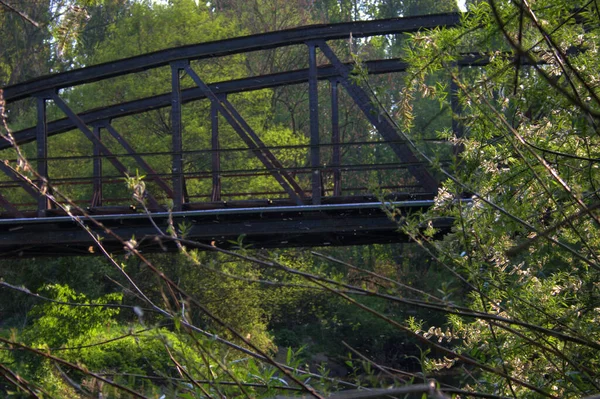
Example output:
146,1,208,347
0,197,451,257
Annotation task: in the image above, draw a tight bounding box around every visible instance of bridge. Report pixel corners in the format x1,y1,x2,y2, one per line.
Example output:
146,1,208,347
0,13,486,256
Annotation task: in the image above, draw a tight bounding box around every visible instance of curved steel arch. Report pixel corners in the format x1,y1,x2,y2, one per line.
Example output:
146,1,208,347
3,12,461,102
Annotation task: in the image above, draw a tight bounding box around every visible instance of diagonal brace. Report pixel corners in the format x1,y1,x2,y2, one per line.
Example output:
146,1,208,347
316,41,438,193
0,161,40,199
222,99,307,203
0,191,24,217
183,65,306,204
49,92,162,209
102,122,174,198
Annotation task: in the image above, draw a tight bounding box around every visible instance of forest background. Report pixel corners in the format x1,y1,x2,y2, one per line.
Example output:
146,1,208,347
1,0,600,398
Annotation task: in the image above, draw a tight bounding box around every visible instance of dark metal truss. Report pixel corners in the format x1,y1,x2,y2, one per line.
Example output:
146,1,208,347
0,13,523,254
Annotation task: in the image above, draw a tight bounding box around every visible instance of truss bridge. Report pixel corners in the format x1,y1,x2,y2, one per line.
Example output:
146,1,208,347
0,13,486,256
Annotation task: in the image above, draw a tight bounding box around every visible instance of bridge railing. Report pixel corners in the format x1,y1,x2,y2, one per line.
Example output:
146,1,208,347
0,140,448,213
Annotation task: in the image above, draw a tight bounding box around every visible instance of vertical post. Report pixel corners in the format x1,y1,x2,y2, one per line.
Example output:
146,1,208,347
211,100,221,201
331,79,341,196
91,123,103,207
308,43,321,204
450,76,464,157
171,61,187,211
36,94,48,216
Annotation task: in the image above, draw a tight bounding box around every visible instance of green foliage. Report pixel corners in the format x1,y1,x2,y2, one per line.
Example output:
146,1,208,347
0,257,117,328
141,251,277,353
397,1,600,396
24,284,122,348
1,283,308,397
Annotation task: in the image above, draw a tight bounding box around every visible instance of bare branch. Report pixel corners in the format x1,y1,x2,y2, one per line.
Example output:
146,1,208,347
0,0,39,27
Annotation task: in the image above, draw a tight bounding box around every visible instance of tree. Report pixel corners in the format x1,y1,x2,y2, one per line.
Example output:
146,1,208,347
0,0,51,92
393,1,600,396
0,0,113,87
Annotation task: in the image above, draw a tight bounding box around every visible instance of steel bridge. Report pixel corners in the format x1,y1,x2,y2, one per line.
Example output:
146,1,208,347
0,13,487,256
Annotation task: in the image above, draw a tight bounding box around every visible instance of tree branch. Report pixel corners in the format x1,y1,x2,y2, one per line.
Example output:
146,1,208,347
0,0,39,27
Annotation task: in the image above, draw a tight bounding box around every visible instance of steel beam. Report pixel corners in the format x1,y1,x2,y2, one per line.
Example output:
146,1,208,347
219,99,307,200
171,61,187,211
331,79,341,196
91,123,103,207
0,162,39,200
36,94,50,216
211,101,221,201
0,201,450,257
103,122,173,198
316,41,439,193
308,43,321,204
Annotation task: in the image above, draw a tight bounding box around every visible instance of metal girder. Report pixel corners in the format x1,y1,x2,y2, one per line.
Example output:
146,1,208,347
171,61,187,211
330,79,341,196
316,41,439,193
183,64,306,204
308,43,321,204
0,162,40,199
3,13,462,102
91,124,103,207
0,201,451,257
36,94,50,215
211,102,221,202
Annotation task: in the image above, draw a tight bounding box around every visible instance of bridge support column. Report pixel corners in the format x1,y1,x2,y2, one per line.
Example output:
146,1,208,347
91,123,103,207
171,61,188,211
36,93,50,216
330,78,341,196
308,42,321,204
211,101,221,202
